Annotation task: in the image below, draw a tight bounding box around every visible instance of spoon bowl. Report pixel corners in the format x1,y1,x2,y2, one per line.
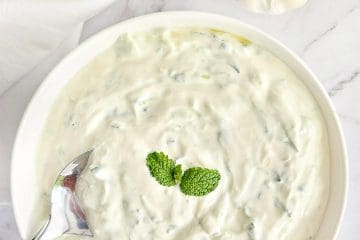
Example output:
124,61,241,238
32,150,94,240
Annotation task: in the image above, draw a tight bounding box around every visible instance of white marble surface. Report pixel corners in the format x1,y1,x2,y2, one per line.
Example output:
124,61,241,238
0,0,359,239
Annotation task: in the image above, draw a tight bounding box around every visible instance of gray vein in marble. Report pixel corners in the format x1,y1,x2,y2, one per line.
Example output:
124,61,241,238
346,4,360,15
302,23,338,53
0,68,4,89
127,0,166,16
302,4,359,55
0,78,15,100
328,71,360,97
150,0,165,12
340,114,360,125
120,0,133,17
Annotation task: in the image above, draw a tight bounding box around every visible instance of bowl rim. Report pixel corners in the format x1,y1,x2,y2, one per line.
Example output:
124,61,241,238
11,11,348,239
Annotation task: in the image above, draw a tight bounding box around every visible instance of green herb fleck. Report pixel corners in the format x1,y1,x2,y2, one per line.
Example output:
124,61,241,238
274,198,292,218
146,152,181,186
228,63,240,73
201,74,210,79
208,28,252,46
247,222,256,240
55,176,64,186
180,167,221,196
90,165,100,173
281,125,298,152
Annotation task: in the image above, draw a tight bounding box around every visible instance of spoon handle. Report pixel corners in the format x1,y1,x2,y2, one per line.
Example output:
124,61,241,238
32,217,50,240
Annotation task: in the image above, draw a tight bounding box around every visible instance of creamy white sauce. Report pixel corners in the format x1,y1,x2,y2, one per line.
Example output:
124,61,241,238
34,28,329,240
240,0,308,14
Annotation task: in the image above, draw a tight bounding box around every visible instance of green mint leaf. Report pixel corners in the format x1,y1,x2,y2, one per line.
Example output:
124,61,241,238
173,164,182,184
146,152,221,197
146,152,179,186
180,167,221,196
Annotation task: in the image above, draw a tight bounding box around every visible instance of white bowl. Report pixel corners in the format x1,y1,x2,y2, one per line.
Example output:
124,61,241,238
11,11,348,239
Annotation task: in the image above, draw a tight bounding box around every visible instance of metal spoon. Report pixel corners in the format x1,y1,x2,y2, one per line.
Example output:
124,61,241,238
32,150,94,240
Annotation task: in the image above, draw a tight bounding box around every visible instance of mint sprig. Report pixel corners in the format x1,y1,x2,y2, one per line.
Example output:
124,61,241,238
180,167,221,196
146,151,221,196
146,152,182,186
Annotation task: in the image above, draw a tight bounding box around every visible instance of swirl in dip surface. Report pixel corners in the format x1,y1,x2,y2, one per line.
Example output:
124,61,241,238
34,28,329,240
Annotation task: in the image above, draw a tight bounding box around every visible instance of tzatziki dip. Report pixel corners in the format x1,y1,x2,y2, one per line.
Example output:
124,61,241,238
34,28,329,240
240,0,308,14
